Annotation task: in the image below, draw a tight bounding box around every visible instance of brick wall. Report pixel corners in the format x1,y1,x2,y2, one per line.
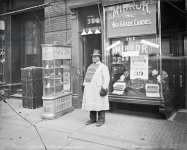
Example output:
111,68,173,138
44,0,71,44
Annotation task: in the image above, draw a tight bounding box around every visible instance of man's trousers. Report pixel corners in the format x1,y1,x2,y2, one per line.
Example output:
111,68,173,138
90,110,105,123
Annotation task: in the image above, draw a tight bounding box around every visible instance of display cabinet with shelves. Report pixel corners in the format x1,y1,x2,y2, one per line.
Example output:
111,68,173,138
41,44,73,119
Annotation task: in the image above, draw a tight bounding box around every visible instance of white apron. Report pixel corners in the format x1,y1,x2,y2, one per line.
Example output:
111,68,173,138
82,62,110,111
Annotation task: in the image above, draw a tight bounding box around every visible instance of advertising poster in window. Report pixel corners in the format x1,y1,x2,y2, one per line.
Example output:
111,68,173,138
130,55,148,80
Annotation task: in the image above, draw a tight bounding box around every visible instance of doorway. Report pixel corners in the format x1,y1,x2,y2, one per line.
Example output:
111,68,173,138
11,10,44,82
161,1,186,109
82,34,101,76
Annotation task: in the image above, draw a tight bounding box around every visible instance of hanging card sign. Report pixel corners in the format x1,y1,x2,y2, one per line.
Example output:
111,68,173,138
54,46,71,60
130,55,148,80
105,1,157,38
42,44,71,60
145,83,160,97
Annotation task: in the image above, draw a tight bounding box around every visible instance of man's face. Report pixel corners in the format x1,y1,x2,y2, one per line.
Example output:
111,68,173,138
92,55,100,63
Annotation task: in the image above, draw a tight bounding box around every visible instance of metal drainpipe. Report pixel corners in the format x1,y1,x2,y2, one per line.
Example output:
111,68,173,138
65,0,68,43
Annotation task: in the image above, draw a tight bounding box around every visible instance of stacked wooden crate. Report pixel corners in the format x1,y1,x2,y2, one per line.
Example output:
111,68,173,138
21,66,43,109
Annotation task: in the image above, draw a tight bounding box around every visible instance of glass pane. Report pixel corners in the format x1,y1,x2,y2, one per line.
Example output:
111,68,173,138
110,35,162,98
161,34,185,108
42,45,72,97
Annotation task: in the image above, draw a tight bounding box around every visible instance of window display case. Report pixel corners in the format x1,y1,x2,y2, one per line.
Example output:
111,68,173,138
41,44,73,119
103,0,174,117
108,35,170,115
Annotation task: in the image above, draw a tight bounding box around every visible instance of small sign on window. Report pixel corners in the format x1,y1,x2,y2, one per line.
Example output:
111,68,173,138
145,83,160,97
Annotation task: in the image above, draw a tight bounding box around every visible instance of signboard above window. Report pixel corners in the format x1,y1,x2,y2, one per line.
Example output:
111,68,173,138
105,0,157,38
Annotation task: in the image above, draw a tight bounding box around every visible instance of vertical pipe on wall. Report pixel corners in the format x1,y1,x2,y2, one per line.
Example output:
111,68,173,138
185,0,187,108
9,0,12,84
158,0,163,98
96,1,104,63
64,0,68,42
102,5,106,64
185,37,187,108
103,6,109,66
9,17,11,83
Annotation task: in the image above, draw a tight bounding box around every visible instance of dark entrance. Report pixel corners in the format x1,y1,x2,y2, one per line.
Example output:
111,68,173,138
82,34,101,75
11,10,44,83
161,0,186,109
78,5,102,76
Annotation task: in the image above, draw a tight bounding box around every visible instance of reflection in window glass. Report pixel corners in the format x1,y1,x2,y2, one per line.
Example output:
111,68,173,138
109,35,167,98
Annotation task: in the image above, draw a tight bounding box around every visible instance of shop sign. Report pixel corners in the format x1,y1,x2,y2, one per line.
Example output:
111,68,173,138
112,37,159,57
130,55,148,80
145,83,160,97
82,8,101,28
80,7,101,35
42,45,71,60
106,0,157,38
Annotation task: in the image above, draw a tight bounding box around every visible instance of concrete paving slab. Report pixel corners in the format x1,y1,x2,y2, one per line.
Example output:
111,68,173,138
37,109,88,133
0,100,43,128
0,99,22,118
20,128,70,150
0,125,38,149
1,99,187,150
169,109,187,124
16,107,43,123
69,131,139,150
61,138,121,150
68,111,187,150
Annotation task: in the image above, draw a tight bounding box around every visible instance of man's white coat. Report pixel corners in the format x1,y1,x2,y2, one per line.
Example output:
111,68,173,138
82,62,110,111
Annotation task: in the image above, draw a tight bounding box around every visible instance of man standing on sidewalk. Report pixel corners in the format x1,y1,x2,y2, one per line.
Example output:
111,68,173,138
82,49,110,127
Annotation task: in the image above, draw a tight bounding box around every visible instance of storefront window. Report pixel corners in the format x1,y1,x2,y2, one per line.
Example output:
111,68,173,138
104,0,168,99
109,35,163,98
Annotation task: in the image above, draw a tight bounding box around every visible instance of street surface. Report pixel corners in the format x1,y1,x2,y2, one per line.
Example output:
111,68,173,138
0,98,187,150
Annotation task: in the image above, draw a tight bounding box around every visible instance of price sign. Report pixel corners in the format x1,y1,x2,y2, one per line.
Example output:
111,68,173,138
130,55,148,80
146,83,160,97
135,71,144,77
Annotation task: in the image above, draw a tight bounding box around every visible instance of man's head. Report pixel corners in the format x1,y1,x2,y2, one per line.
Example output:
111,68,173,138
92,49,101,63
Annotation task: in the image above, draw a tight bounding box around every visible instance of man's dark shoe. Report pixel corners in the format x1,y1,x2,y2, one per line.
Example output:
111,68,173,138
85,120,96,125
96,121,104,127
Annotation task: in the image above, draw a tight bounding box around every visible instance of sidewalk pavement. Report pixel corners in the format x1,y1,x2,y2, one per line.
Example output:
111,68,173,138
0,98,187,150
